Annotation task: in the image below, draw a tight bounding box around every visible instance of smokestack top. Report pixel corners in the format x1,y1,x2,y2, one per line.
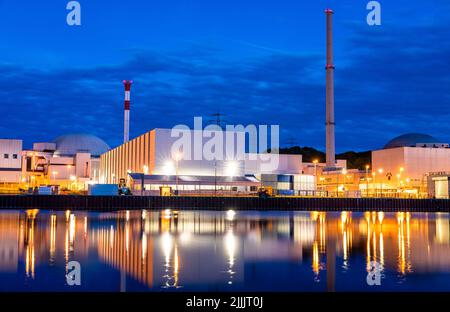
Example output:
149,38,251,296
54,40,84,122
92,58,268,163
325,8,334,14
123,80,133,91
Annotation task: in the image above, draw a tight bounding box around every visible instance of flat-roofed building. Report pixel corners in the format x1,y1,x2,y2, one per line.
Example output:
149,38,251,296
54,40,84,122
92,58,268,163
0,139,23,191
371,133,450,197
427,173,450,199
100,128,316,195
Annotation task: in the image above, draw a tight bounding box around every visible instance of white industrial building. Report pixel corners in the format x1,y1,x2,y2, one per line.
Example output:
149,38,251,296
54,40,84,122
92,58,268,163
100,128,315,195
372,133,450,196
0,139,23,189
0,134,110,193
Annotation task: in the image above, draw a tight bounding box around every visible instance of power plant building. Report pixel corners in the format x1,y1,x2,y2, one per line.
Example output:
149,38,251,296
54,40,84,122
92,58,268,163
0,134,110,193
99,128,315,195
371,133,450,195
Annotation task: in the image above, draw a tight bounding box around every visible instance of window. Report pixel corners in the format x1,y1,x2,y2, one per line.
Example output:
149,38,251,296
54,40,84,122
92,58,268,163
3,154,8,159
13,154,18,159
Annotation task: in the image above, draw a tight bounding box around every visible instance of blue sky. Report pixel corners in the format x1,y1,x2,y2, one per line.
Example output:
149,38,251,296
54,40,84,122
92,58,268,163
0,0,449,151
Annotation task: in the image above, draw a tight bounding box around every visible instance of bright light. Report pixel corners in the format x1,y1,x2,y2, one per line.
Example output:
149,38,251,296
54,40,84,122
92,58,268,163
365,164,370,170
378,168,383,174
224,230,237,267
164,209,172,219
313,159,318,164
225,161,239,177
179,231,192,244
163,161,175,175
342,168,347,175
143,165,149,175
226,210,236,221
161,232,173,263
399,167,404,172
70,175,76,181
174,152,183,161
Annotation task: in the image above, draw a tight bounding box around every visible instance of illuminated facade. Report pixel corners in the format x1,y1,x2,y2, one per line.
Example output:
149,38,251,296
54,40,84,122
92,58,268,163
0,134,110,193
99,128,316,194
0,139,22,192
372,146,450,196
428,173,450,199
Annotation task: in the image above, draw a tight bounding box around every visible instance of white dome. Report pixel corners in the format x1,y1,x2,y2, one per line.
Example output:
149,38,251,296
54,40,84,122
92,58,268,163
53,133,110,157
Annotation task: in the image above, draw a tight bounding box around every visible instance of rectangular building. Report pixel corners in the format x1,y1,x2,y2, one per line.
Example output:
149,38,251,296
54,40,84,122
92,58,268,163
99,128,315,194
372,146,450,194
0,139,23,186
101,128,254,183
427,173,450,199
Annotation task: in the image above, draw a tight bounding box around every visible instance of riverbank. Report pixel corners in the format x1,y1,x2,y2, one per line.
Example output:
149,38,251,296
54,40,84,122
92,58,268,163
0,195,449,211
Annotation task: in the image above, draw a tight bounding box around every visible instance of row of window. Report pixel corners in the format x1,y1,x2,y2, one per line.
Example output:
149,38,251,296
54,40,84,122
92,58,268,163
3,154,18,159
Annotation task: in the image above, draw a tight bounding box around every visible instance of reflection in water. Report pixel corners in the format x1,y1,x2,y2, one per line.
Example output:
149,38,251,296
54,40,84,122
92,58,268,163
24,209,38,279
0,210,450,291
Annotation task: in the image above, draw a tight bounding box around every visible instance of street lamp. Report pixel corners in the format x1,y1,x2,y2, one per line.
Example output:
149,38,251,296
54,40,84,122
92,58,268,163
378,168,383,197
365,165,370,197
52,171,58,184
340,168,347,197
174,152,183,195
372,172,376,197
313,159,318,176
70,175,76,191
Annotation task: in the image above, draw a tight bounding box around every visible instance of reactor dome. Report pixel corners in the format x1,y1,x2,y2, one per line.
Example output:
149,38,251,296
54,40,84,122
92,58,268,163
53,133,110,157
384,133,441,149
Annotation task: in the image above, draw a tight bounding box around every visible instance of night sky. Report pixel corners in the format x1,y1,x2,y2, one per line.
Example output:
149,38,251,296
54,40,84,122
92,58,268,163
0,0,449,152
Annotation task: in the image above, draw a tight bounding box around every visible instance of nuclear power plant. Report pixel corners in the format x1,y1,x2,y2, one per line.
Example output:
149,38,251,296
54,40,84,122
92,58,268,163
0,8,449,198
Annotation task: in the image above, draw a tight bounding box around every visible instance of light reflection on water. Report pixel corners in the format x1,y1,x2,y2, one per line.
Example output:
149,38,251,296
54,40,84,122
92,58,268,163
0,209,450,291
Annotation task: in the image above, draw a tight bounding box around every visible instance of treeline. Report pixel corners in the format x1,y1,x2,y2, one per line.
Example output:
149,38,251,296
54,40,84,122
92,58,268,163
270,146,371,170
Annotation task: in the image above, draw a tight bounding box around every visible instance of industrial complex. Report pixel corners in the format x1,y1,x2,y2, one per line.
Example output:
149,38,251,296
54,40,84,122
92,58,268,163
1,9,449,199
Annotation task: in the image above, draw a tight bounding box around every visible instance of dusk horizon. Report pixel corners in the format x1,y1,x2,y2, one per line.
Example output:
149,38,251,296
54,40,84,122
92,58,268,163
1,0,449,152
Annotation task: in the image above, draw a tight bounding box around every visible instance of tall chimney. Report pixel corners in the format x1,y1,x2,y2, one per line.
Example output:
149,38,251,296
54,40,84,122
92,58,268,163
123,80,132,143
325,9,336,168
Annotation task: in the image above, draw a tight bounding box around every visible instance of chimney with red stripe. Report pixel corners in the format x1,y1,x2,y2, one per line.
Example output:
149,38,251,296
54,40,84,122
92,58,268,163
123,80,132,143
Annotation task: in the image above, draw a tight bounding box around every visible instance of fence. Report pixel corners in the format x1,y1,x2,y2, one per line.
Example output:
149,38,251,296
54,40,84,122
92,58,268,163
0,195,448,212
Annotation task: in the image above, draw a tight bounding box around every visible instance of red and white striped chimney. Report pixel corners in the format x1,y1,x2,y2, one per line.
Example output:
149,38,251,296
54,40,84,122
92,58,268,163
123,80,132,143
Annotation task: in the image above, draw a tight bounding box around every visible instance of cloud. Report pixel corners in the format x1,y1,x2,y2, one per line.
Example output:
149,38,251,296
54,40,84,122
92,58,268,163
1,18,449,153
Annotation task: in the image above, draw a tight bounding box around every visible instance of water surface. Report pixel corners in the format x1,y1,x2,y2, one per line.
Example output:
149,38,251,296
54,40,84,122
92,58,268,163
1,209,450,292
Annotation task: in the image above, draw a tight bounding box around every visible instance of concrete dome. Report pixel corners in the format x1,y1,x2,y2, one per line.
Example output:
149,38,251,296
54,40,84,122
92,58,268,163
384,133,440,149
53,133,110,157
